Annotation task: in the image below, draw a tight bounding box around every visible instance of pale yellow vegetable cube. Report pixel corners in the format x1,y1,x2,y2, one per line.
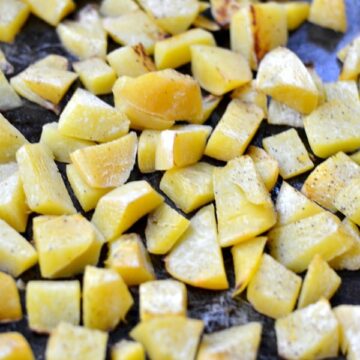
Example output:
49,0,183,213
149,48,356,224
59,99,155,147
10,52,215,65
100,0,139,17
21,67,77,105
155,28,216,70
263,128,314,179
284,2,310,31
33,214,103,278
247,146,279,191
26,0,74,25
26,280,80,333
268,212,354,273
247,254,301,319
130,316,203,360
232,237,267,296
73,58,116,95
304,101,360,158
160,162,215,214
155,125,211,170
324,80,359,103
0,219,37,277
230,3,288,69
57,6,107,59
330,218,360,270
107,44,156,77
46,322,108,360
191,45,252,96
339,39,360,81
138,0,199,35
0,70,22,111
145,203,190,255
205,100,264,161
59,88,129,143
0,49,14,74
199,94,223,124
111,340,145,360
105,233,155,286
70,132,137,189
231,80,267,116
197,322,262,360
92,181,163,241
137,130,160,174
267,99,304,128
298,255,341,309
0,272,22,323
83,266,133,331
103,10,166,55
16,143,75,215
256,47,319,114
0,163,29,232
0,114,28,163
0,333,34,360
276,182,323,226
309,0,347,32
334,177,360,225
334,305,360,359
40,122,94,164
276,299,339,359
302,152,360,212
66,165,111,212
214,156,276,247
113,70,203,129
166,204,228,290
140,280,187,321
0,0,29,43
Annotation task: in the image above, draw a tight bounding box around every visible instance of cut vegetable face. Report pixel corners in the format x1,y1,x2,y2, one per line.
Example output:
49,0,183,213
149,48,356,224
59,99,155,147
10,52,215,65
232,237,267,296
113,70,203,129
256,47,319,114
26,280,80,333
103,10,167,55
100,0,139,17
105,233,155,286
166,204,229,290
302,152,360,212
138,0,200,35
111,340,145,360
276,300,339,359
155,125,211,170
267,99,304,128
107,44,156,77
160,162,215,214
0,70,22,111
70,132,137,189
205,100,264,162
83,266,133,331
130,316,203,360
263,128,314,179
57,6,107,59
297,255,341,309
268,212,354,273
45,322,108,360
214,156,276,247
191,45,252,95
155,28,216,70
197,322,262,360
139,280,187,321
0,271,22,323
137,130,160,174
59,88,130,143
92,181,163,241
145,203,190,255
16,143,76,215
284,2,310,31
33,214,103,279
247,254,302,319
0,219,37,277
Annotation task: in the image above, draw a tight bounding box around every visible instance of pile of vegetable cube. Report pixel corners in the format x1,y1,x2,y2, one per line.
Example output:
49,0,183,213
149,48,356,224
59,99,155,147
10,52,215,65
0,0,360,359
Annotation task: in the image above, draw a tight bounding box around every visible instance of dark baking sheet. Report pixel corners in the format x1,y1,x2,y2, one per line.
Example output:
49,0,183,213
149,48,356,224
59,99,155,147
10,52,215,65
1,0,360,359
